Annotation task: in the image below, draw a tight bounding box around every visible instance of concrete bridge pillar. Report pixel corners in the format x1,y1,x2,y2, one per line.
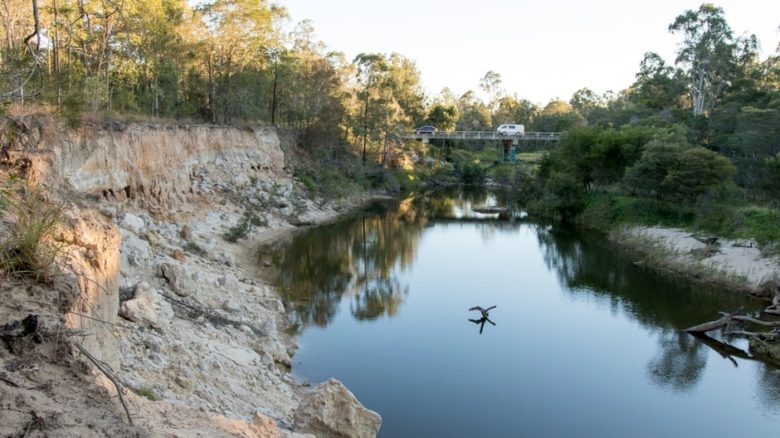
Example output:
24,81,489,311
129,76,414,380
501,139,517,162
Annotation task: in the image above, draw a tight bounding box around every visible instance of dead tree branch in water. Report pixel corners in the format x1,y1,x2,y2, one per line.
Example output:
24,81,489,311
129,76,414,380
684,311,780,334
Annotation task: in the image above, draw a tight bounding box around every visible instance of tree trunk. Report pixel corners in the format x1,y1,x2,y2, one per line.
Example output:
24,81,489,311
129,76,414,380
362,94,369,166
53,0,61,106
270,65,278,126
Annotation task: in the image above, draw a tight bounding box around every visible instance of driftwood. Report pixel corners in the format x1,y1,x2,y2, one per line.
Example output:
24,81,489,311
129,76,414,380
684,311,780,334
686,309,780,367
765,293,780,316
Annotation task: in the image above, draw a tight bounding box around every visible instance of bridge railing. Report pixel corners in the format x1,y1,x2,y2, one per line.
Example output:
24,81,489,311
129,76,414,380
401,131,561,141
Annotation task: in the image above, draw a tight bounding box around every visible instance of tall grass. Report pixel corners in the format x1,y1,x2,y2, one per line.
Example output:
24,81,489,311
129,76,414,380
0,183,66,283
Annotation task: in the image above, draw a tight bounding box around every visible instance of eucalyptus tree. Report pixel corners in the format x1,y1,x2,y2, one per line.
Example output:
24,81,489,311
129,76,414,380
569,87,605,119
353,53,391,165
455,90,491,131
425,104,458,131
492,95,539,127
629,52,686,111
352,52,424,165
198,0,285,122
278,21,350,147
532,99,584,132
0,0,36,102
668,4,740,117
479,70,504,115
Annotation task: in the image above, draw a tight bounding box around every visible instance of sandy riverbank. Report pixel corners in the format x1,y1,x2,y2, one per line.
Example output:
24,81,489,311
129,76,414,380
617,226,780,298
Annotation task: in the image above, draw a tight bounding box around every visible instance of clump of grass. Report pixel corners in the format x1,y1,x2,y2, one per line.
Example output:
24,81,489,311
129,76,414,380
0,182,66,283
135,386,161,401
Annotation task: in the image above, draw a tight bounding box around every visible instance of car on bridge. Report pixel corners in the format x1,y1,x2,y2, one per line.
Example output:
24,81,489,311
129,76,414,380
496,124,525,136
415,125,437,135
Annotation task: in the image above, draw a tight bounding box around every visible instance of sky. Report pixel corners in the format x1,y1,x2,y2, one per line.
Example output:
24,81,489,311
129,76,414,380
278,0,780,105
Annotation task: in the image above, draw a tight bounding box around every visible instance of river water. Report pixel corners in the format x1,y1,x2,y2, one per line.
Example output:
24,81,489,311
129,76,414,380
267,189,780,437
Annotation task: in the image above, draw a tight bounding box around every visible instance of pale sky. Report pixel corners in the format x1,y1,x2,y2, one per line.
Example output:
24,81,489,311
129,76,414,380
279,0,779,105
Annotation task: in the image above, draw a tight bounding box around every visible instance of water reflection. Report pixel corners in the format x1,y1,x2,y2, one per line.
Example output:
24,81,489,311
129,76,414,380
532,225,773,393
646,330,707,392
265,209,417,328
269,189,780,435
468,316,496,335
264,189,526,330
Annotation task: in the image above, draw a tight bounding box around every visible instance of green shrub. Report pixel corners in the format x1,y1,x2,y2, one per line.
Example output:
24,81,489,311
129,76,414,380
535,172,585,222
298,173,318,194
223,212,267,243
491,164,514,187
741,206,780,246
366,169,401,193
693,200,744,237
579,195,695,230
458,161,485,185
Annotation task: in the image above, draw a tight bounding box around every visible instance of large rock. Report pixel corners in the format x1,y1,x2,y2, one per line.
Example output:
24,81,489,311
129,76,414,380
119,282,172,331
120,212,146,233
120,228,151,268
293,379,381,438
157,262,195,297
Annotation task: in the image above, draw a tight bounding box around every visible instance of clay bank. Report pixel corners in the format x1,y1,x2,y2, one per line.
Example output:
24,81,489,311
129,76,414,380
0,116,380,437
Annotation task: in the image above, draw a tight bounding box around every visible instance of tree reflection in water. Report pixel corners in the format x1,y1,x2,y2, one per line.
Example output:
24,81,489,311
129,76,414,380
534,225,766,392
265,202,422,329
265,188,516,331
646,330,707,392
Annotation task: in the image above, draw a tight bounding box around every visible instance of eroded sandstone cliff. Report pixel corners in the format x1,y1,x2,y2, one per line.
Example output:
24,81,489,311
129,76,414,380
0,116,381,437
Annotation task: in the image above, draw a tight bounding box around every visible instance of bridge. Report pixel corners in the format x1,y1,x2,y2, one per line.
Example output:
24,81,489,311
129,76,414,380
401,130,561,161
401,131,561,143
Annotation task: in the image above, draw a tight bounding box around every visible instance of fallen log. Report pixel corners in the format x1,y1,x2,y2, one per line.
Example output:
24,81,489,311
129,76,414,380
684,311,780,334
685,315,731,333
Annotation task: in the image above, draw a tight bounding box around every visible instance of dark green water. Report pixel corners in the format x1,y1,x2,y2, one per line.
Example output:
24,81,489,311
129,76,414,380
267,189,780,437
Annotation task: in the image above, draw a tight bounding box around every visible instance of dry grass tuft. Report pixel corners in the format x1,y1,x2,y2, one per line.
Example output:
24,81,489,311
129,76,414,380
0,181,66,283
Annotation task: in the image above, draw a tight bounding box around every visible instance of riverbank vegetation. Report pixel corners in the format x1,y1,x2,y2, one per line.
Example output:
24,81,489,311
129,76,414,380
2,2,779,245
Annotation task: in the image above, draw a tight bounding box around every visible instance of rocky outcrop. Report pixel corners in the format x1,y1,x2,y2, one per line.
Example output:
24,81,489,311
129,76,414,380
5,117,287,204
1,115,379,437
293,379,382,438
